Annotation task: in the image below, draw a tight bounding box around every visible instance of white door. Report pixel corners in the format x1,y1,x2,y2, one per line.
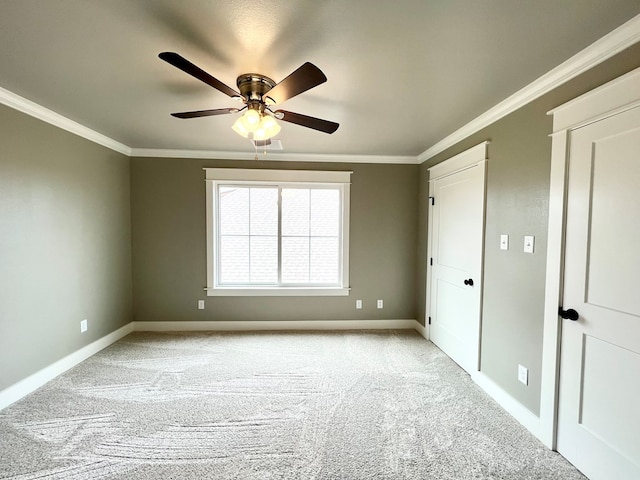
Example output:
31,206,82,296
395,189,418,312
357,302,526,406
428,161,485,374
557,105,640,479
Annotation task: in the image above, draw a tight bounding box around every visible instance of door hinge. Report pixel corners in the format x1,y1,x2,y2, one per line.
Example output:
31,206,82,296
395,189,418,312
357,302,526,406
428,316,431,325
429,196,435,206
429,257,433,266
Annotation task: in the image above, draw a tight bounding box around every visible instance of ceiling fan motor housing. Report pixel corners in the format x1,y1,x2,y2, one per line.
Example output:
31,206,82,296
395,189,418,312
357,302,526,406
236,74,276,104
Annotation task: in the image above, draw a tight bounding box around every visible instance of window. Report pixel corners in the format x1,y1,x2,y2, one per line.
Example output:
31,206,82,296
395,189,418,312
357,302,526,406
205,168,351,296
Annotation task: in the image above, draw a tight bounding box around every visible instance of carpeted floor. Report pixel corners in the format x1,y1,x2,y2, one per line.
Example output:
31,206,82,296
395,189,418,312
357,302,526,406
0,330,586,479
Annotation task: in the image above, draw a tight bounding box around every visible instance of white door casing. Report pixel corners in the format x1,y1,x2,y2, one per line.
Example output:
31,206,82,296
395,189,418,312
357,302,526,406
543,67,640,475
426,142,487,374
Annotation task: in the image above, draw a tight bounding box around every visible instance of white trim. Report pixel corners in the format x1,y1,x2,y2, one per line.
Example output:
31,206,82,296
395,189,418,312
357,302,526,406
341,183,351,292
132,319,420,332
204,168,352,183
472,371,548,447
0,83,414,165
205,287,350,297
413,320,428,340
548,67,640,131
424,180,434,340
0,83,419,165
427,142,489,180
205,179,215,293
0,86,131,156
0,85,408,164
133,148,418,164
539,129,570,450
418,13,640,163
0,323,134,411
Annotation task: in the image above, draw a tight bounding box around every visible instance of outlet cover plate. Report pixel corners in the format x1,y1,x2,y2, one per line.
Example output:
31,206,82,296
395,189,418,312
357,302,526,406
356,300,362,309
80,319,88,333
377,300,383,309
518,364,528,385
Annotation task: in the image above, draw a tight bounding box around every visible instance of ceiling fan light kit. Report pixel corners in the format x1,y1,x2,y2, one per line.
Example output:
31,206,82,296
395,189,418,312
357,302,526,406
158,52,339,143
231,108,282,141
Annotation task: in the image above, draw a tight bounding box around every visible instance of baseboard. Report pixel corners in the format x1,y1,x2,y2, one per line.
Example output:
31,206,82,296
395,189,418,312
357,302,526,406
133,319,420,332
472,371,549,447
0,323,134,411
413,320,428,340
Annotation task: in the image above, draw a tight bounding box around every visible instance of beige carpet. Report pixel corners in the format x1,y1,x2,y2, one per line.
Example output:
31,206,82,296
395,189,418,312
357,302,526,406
0,330,585,479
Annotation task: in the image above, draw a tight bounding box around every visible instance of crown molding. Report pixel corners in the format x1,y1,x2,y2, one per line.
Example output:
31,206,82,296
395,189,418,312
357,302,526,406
0,86,131,156
418,13,640,163
130,148,418,164
0,84,416,164
3,13,638,165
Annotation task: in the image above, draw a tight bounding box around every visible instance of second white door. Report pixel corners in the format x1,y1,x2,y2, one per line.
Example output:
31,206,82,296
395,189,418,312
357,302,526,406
428,159,486,374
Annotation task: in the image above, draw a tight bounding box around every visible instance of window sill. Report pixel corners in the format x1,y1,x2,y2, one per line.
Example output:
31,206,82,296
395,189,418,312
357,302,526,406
205,287,350,297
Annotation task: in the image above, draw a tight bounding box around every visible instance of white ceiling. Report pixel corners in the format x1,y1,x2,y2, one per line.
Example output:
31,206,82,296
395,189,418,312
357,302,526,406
1,1,639,159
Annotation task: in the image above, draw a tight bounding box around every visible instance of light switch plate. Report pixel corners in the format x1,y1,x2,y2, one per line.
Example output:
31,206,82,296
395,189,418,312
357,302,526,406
500,234,509,250
356,299,362,309
524,235,535,253
198,300,205,310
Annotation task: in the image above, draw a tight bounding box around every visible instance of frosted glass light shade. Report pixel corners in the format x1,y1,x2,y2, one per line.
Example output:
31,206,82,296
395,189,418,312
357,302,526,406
240,109,261,131
253,115,281,141
232,112,281,140
231,117,250,137
232,109,261,138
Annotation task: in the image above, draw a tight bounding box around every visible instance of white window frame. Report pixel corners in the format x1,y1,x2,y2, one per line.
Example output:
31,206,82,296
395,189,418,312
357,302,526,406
204,168,352,296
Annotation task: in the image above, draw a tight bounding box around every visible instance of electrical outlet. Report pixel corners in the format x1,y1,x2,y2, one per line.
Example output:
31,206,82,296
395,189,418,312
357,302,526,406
198,300,205,310
518,364,528,385
356,299,362,309
80,319,88,333
377,299,383,309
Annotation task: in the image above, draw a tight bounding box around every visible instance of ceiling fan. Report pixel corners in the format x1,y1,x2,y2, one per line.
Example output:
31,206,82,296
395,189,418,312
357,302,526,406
159,52,339,142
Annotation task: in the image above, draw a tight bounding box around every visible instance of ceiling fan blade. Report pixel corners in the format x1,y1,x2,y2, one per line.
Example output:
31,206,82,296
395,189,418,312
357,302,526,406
266,63,327,104
159,52,240,98
275,110,339,134
171,108,239,119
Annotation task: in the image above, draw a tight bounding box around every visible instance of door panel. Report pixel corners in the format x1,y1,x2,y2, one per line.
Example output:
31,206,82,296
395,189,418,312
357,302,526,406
586,130,640,315
557,105,640,480
580,335,640,462
437,179,479,271
429,163,485,374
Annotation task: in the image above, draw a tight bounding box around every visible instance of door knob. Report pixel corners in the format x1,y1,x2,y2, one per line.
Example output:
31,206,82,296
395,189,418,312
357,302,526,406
558,307,579,321
464,278,474,286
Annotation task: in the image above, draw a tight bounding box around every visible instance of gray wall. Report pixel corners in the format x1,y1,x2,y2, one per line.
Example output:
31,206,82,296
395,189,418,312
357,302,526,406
416,42,640,415
130,158,419,323
0,105,132,390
